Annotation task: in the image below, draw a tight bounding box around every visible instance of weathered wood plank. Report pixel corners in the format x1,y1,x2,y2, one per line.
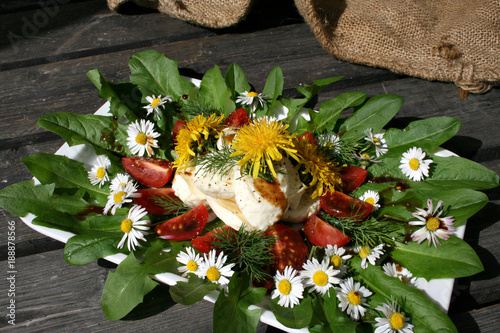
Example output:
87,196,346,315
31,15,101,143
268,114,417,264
0,249,270,331
450,303,500,333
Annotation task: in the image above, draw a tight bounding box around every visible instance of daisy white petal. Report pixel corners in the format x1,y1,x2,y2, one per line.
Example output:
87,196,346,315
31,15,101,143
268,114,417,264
375,297,414,333
399,147,432,181
271,266,304,308
364,128,388,157
236,91,268,112
199,249,235,286
359,190,381,211
335,277,372,321
117,205,150,251
357,244,384,269
176,247,203,277
103,181,139,215
110,173,131,192
382,263,418,288
301,257,340,295
88,156,111,187
143,94,171,117
409,199,455,247
325,244,351,277
127,119,160,157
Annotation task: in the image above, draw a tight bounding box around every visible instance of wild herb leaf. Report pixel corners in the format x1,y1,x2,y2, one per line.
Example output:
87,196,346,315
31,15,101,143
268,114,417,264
169,274,218,305
431,188,489,227
321,291,360,333
269,294,313,329
225,63,251,100
213,274,266,333
198,65,234,116
390,236,483,280
312,91,367,132
262,66,284,104
64,232,124,266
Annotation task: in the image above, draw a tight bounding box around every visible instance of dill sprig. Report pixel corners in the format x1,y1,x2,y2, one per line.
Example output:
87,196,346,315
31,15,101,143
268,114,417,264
320,212,405,248
152,195,190,215
316,133,362,165
178,99,222,120
194,145,239,178
210,226,276,283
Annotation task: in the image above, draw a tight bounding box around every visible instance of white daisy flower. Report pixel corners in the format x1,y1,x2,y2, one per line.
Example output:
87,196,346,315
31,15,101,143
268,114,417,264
324,244,351,276
236,91,268,111
176,247,204,277
126,119,160,157
375,297,414,333
87,156,111,187
399,147,432,181
117,205,150,251
359,190,381,211
110,173,131,192
143,94,171,117
301,257,341,295
357,244,384,269
199,249,235,286
364,128,388,157
382,263,418,288
409,199,455,247
335,277,372,321
271,266,304,308
318,133,342,152
103,181,139,215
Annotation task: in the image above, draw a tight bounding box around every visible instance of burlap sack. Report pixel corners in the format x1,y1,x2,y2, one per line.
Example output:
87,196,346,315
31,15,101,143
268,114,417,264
107,0,254,29
108,0,499,94
295,0,499,94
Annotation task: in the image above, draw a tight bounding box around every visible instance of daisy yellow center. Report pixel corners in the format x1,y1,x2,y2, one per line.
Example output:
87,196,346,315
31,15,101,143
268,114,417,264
312,271,328,287
362,153,371,159
400,275,408,284
278,279,292,295
365,197,375,205
331,255,343,268
187,260,198,272
206,267,221,282
347,291,362,305
390,312,405,330
409,158,420,170
426,217,440,231
359,246,370,259
151,97,160,107
114,191,126,203
373,137,380,144
247,91,259,97
135,133,148,145
96,167,106,179
120,218,132,233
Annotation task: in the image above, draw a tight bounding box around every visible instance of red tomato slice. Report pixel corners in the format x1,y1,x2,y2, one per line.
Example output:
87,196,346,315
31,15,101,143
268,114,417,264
320,191,373,220
133,188,180,215
172,120,186,144
265,224,308,272
224,108,250,127
190,225,234,253
122,157,173,188
340,165,368,193
304,214,351,247
155,204,208,241
298,132,317,145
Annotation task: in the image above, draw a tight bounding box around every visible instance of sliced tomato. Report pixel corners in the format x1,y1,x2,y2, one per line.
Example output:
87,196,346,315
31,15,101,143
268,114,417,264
340,165,368,193
224,108,250,127
172,120,186,143
190,225,234,253
298,132,317,145
155,204,208,241
304,214,351,247
122,157,173,188
265,224,308,272
133,188,180,215
320,191,373,220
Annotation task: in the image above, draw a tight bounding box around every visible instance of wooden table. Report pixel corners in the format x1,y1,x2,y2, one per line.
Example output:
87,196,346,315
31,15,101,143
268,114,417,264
1,1,499,332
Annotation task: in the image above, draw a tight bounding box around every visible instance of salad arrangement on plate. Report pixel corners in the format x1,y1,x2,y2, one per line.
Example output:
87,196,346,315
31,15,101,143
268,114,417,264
1,50,498,333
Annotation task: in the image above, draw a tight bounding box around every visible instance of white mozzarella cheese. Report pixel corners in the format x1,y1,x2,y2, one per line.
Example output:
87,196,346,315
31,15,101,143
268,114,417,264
191,164,235,199
281,187,321,223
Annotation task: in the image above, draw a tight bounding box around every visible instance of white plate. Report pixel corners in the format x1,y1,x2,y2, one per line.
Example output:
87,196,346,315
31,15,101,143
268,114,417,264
20,83,464,332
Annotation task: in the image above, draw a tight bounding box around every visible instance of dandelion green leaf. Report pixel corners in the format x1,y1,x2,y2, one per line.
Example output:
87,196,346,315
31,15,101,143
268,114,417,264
64,232,123,266
262,66,284,103
198,65,235,116
312,91,367,132
169,274,218,305
340,94,403,140
433,189,489,226
129,50,194,99
384,117,461,156
213,274,266,333
225,63,251,100
321,291,359,333
391,236,483,280
269,294,313,329
351,257,458,333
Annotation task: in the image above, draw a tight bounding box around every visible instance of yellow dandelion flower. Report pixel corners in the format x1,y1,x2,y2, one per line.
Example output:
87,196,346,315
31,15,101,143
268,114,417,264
295,136,342,198
230,117,299,179
173,113,224,169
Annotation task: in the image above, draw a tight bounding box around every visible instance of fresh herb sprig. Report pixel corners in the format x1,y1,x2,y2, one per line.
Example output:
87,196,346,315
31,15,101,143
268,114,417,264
194,145,239,178
210,226,276,283
153,195,190,215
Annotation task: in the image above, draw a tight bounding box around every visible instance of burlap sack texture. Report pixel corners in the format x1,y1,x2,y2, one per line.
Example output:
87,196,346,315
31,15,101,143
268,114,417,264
108,0,499,95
